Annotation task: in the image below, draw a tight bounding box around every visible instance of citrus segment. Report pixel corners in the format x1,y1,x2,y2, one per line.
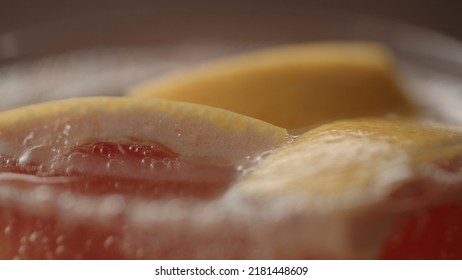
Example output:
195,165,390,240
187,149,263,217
0,97,288,259
234,118,462,259
0,97,287,163
128,42,416,129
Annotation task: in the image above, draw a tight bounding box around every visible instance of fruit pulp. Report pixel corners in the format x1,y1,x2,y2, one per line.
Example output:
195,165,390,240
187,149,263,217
0,140,239,259
381,202,462,259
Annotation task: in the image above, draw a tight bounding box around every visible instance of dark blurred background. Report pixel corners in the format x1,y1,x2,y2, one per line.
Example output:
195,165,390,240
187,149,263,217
1,0,462,39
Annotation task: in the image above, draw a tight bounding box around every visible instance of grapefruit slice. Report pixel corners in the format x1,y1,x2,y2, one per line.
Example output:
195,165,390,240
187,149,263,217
1,98,460,259
128,42,416,129
0,97,288,259
234,118,462,259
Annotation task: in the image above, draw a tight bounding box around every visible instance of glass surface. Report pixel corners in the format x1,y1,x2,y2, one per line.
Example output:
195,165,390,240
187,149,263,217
0,8,461,259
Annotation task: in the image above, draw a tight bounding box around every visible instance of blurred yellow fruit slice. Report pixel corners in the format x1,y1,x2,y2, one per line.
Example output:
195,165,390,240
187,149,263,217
128,42,416,129
233,118,462,259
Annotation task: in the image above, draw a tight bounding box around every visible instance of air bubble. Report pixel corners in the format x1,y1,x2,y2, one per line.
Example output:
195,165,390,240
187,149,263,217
128,144,137,152
65,167,75,175
66,151,87,164
20,236,27,244
150,161,158,171
22,131,35,145
62,124,71,136
37,164,47,173
91,143,112,155
18,145,56,167
55,245,65,255
100,195,126,216
106,159,124,171
141,157,152,167
135,248,144,258
56,235,64,244
29,232,38,243
18,245,26,255
64,152,88,174
104,236,114,248
114,181,121,190
172,160,182,170
3,225,12,235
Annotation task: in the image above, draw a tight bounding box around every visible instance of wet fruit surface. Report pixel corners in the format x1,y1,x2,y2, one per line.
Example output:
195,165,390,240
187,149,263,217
0,141,236,199
1,117,462,259
0,140,240,259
